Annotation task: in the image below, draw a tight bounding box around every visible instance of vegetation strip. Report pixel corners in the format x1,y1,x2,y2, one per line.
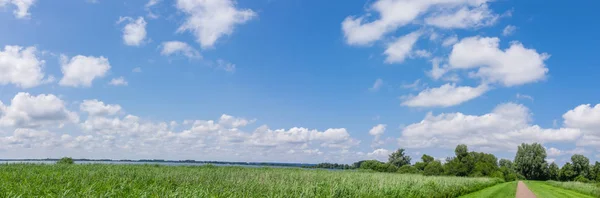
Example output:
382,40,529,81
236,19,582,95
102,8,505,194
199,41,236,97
459,181,517,198
0,164,501,197
524,181,595,198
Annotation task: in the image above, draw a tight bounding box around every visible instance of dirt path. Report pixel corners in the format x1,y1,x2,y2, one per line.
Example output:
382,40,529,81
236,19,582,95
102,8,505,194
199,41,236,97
516,181,536,198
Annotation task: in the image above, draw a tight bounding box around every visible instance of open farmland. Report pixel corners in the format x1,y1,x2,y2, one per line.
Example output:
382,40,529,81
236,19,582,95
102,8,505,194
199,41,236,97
0,164,503,198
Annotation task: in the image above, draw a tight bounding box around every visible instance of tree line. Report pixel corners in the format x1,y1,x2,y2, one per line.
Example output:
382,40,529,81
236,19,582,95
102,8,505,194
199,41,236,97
318,143,600,183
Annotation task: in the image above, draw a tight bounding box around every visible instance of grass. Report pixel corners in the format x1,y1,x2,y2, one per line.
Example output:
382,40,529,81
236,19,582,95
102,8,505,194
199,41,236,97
525,181,595,198
459,181,517,198
0,163,503,197
545,181,600,197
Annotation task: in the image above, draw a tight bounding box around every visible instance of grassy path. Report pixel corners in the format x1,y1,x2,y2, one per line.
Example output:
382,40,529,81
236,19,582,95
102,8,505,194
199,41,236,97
524,181,594,198
459,182,517,198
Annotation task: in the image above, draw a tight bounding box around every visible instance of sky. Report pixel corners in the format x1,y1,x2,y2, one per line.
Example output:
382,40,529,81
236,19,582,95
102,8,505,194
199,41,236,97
0,0,599,165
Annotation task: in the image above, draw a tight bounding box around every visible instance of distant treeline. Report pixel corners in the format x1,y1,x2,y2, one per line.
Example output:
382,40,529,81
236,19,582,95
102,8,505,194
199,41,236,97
318,143,600,183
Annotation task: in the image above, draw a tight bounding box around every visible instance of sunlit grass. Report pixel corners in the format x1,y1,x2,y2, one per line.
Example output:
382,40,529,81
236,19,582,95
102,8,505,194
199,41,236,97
545,180,600,197
0,163,503,197
525,181,595,198
459,181,517,198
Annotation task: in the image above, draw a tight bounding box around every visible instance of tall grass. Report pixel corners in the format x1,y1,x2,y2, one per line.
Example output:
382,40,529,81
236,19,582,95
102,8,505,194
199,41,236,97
0,164,502,197
545,180,600,197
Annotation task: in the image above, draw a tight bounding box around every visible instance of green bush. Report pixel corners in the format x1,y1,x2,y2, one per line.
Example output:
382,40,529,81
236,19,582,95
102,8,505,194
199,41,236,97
56,157,74,165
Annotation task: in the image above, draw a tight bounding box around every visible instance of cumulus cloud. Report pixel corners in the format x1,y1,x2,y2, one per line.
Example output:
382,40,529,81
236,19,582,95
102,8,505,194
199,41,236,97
160,41,201,59
367,148,390,161
449,36,550,87
384,31,421,63
401,83,488,107
424,4,498,29
442,35,459,47
341,0,494,45
59,55,111,87
0,0,36,19
118,16,147,46
503,25,517,36
108,77,128,86
563,104,600,147
80,99,122,116
369,124,386,148
0,92,79,128
0,45,49,88
176,0,256,48
399,103,581,150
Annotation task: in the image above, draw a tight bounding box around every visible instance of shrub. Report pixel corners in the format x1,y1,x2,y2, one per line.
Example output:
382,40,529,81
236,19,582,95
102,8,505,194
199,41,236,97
56,157,74,165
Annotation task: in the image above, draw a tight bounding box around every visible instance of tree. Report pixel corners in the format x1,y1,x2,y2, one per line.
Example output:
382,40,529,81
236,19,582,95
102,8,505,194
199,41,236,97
57,157,74,165
499,159,514,170
548,162,560,181
388,148,411,168
514,143,548,180
571,154,590,179
590,162,600,182
423,161,443,176
560,162,577,181
471,152,499,177
397,165,419,174
422,154,435,164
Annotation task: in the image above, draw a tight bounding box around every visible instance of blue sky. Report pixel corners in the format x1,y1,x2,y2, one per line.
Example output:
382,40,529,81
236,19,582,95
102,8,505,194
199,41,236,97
0,0,599,164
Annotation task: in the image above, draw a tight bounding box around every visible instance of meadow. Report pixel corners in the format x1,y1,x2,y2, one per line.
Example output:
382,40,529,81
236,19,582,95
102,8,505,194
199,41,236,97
0,163,503,198
544,180,600,197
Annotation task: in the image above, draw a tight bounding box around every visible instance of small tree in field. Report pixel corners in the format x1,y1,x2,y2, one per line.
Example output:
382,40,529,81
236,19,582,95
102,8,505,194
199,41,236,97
57,157,74,165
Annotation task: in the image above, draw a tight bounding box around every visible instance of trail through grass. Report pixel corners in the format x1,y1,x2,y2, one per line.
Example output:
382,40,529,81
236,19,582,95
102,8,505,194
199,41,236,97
0,164,502,197
459,181,517,198
525,181,594,198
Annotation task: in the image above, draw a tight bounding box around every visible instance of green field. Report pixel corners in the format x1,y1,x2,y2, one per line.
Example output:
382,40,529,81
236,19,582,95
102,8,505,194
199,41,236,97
545,181,600,197
525,181,595,198
0,164,503,197
459,181,517,198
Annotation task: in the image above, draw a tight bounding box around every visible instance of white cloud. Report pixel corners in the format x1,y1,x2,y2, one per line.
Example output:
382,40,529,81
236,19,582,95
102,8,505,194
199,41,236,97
176,0,256,48
428,57,449,80
80,99,122,116
132,67,142,73
218,114,253,128
369,124,386,136
384,31,421,63
118,17,147,46
0,45,49,88
399,103,582,150
413,49,432,58
401,79,425,90
0,0,36,19
341,0,493,45
563,104,600,147
442,35,458,47
425,4,498,29
369,78,384,91
109,77,128,86
216,59,236,73
516,93,534,101
449,36,550,87
547,147,562,157
367,148,390,161
59,55,111,87
401,83,488,107
0,92,79,128
145,0,160,7
502,25,517,36
160,41,201,59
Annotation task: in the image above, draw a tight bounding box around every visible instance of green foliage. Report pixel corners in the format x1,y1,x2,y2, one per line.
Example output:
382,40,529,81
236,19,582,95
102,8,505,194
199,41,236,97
397,165,420,174
421,154,434,164
388,148,411,168
313,163,353,169
443,145,499,178
574,175,590,183
358,160,397,173
498,159,513,169
56,157,74,165
414,162,427,171
423,161,443,176
560,162,577,181
514,143,548,180
591,162,600,182
0,164,503,197
571,154,590,178
548,162,560,181
499,167,518,182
